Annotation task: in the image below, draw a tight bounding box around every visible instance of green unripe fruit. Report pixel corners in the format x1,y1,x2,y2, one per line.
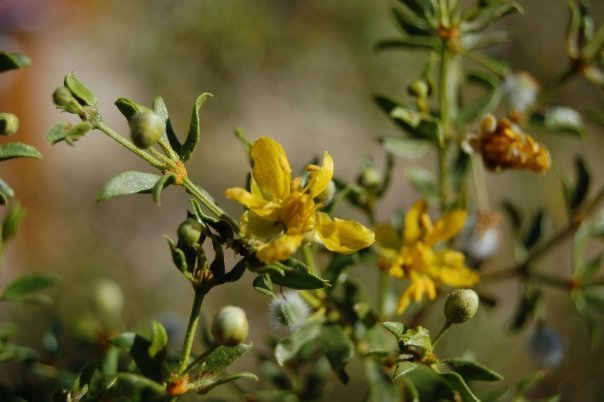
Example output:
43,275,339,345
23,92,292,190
52,86,83,115
0,113,19,136
177,219,203,246
211,306,249,346
129,111,165,149
444,289,479,324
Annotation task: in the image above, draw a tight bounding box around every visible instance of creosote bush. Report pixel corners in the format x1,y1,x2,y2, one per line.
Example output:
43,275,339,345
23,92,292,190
3,1,604,401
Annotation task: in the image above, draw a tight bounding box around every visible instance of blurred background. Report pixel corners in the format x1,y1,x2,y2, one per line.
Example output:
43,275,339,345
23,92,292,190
1,0,604,400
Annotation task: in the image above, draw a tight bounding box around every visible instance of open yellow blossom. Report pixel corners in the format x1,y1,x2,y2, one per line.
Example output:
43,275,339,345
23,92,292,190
226,137,375,263
375,200,479,314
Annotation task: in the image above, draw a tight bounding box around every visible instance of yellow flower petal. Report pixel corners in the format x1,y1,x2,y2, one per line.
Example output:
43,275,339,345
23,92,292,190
256,233,304,263
316,212,375,254
404,200,428,245
241,211,283,240
225,187,281,220
251,137,292,201
424,209,467,246
430,249,479,287
306,151,334,198
374,223,402,254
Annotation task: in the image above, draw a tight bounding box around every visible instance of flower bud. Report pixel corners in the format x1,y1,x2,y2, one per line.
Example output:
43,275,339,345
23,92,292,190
480,114,497,134
268,291,310,333
408,79,430,98
129,111,165,149
211,306,249,346
90,279,124,318
0,113,19,136
52,86,84,115
444,289,479,324
177,218,203,247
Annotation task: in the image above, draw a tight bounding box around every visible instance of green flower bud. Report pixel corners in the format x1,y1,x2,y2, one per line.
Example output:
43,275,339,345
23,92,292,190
211,306,249,346
359,166,381,190
90,279,124,318
0,113,19,136
177,218,203,246
444,289,479,324
480,114,497,134
52,86,84,115
408,79,430,98
129,111,165,149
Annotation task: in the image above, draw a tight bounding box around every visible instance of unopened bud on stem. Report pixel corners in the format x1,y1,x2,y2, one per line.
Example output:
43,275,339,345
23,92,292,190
177,219,203,247
129,111,165,149
444,289,479,324
0,113,19,136
211,306,249,346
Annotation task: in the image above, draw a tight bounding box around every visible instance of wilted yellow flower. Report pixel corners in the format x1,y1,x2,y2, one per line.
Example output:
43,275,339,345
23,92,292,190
226,137,374,263
375,200,478,314
467,116,551,174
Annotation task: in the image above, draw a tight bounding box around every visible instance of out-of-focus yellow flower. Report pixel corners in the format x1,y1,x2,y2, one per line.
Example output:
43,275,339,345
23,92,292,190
375,200,478,314
226,137,374,263
467,115,551,174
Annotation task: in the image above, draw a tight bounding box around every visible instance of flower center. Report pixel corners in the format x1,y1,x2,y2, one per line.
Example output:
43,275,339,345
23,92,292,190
280,191,316,234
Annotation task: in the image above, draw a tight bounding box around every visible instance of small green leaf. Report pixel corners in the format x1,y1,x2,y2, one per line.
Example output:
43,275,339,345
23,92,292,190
97,171,162,201
439,371,482,402
153,96,181,156
268,259,330,290
0,143,42,161
148,320,168,358
570,157,590,211
64,73,97,106
375,37,439,51
461,2,522,33
393,361,419,380
47,122,93,145
1,274,57,302
180,93,213,162
0,52,30,73
405,167,438,202
465,52,509,77
107,332,136,351
399,326,432,353
192,371,258,395
253,274,274,298
2,201,26,242
115,98,147,121
379,136,430,159
502,200,522,233
152,173,176,205
219,258,247,284
365,359,403,402
198,343,252,374
0,178,14,204
523,209,545,250
382,321,406,339
391,5,431,36
165,236,191,277
458,71,502,124
275,322,321,366
442,358,503,381
320,323,354,383
509,283,540,332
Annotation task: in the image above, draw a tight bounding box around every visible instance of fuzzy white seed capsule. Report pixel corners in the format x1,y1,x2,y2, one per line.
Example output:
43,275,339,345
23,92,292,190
268,291,310,333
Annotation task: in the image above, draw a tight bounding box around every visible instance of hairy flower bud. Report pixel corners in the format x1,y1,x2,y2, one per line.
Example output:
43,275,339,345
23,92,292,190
52,86,84,115
212,306,249,346
0,113,19,136
129,111,165,149
408,79,430,98
90,279,124,318
444,289,479,324
177,218,203,246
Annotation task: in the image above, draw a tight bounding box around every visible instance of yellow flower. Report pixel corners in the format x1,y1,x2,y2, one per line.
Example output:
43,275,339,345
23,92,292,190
375,200,479,314
226,137,375,263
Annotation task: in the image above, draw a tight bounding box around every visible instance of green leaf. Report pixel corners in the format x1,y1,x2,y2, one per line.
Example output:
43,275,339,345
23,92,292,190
405,167,438,202
1,274,57,302
319,323,354,383
115,98,147,121
365,359,403,402
152,173,176,205
153,96,181,157
393,361,419,380
379,136,430,159
219,258,247,284
97,171,162,201
440,371,482,402
109,333,165,381
0,178,14,204
502,200,522,234
523,209,545,250
0,52,31,73
465,52,509,77
275,322,321,365
399,326,432,353
442,358,503,381
323,253,357,286
198,343,252,374
461,30,512,51
107,332,136,350
192,371,258,395
165,236,191,277
569,157,590,211
458,71,502,124
2,201,26,242
253,274,274,298
509,283,540,332
461,2,522,33
47,122,93,145
575,251,604,280
382,321,406,339
64,73,97,106
376,37,439,51
180,93,213,162
391,5,432,36
397,0,436,18
0,142,42,161
148,320,168,358
268,259,330,290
